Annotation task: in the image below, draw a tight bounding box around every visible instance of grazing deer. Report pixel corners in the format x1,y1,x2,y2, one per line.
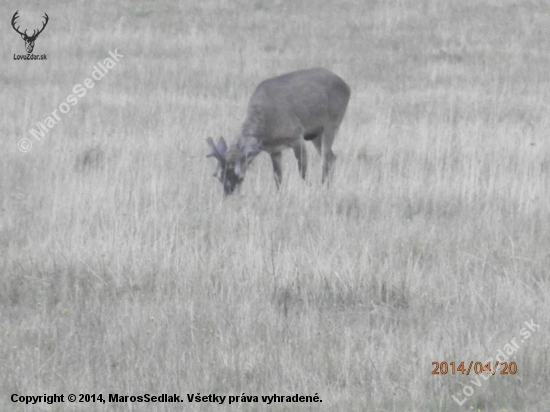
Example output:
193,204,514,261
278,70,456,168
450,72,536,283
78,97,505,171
11,11,49,54
207,68,350,196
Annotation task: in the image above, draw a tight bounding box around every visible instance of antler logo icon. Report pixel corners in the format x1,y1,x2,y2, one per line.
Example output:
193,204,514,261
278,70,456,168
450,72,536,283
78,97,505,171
11,11,49,54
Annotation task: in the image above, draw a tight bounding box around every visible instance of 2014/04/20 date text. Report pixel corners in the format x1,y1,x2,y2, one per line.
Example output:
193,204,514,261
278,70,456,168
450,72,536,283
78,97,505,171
432,361,517,375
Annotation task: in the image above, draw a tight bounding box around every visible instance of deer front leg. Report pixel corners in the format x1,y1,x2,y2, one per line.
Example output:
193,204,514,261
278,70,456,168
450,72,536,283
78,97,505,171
270,152,282,189
292,142,307,180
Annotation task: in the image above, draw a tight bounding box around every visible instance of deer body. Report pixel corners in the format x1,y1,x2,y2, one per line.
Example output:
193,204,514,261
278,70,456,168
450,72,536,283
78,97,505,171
207,68,350,195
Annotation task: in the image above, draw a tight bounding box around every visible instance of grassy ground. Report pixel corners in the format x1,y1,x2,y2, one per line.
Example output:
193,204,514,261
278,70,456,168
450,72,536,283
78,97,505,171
1,0,549,410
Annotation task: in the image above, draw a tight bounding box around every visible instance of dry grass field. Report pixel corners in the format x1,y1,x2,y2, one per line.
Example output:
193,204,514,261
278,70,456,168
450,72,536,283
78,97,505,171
1,0,549,410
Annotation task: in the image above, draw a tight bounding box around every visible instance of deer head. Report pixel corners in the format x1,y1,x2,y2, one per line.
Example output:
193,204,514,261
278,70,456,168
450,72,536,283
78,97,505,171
12,11,49,54
206,136,262,196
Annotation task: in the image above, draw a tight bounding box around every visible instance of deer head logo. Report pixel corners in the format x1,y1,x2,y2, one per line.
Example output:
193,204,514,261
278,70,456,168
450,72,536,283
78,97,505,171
11,11,49,54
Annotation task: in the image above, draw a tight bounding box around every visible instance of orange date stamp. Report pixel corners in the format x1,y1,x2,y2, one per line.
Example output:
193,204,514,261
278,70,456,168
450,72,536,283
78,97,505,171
432,361,517,375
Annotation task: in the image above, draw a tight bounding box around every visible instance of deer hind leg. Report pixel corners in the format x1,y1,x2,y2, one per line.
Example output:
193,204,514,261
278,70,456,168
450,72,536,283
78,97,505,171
312,127,338,184
270,152,283,189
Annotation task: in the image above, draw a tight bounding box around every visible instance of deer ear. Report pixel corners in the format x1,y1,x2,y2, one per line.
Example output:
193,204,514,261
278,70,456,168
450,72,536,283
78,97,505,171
217,137,227,154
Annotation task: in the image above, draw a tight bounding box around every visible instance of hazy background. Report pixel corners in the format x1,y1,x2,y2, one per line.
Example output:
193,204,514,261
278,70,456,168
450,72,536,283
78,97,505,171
1,0,549,410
